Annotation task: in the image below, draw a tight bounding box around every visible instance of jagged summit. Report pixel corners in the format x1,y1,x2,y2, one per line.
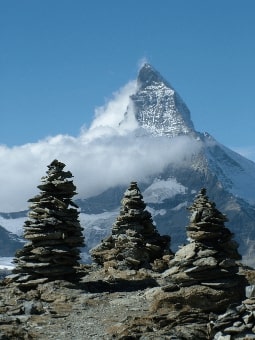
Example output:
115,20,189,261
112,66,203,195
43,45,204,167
131,64,195,137
137,63,167,89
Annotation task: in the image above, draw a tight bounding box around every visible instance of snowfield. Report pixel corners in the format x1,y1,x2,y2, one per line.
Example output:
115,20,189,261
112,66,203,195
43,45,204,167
143,178,187,203
0,257,14,270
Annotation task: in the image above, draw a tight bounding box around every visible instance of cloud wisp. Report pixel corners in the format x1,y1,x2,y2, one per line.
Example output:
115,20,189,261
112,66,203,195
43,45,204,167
0,80,201,212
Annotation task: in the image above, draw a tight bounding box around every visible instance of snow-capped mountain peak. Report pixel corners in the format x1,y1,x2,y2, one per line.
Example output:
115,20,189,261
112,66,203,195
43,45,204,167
1,64,255,268
136,63,167,89
131,64,195,137
90,64,195,138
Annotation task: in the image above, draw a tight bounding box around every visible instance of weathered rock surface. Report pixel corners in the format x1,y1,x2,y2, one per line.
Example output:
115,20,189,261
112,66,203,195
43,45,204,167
91,181,172,271
11,160,85,287
114,189,248,339
1,188,253,339
1,262,254,339
210,297,255,339
0,266,157,340
161,188,247,311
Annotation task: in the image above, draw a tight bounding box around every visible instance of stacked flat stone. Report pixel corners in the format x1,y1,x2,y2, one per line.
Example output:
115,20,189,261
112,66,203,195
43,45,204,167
161,188,246,313
91,181,171,270
210,297,255,339
187,188,240,260
12,160,85,286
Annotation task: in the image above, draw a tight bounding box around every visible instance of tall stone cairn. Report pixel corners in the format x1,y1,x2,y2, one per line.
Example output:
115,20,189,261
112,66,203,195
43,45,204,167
160,188,247,313
12,160,85,286
91,181,171,270
187,188,241,259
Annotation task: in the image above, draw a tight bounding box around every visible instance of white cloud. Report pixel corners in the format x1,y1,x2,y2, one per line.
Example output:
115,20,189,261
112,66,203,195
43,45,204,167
88,80,138,133
137,57,149,69
72,133,201,200
0,80,202,213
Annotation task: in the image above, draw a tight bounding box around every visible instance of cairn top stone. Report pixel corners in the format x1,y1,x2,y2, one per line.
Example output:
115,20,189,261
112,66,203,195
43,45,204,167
188,188,228,225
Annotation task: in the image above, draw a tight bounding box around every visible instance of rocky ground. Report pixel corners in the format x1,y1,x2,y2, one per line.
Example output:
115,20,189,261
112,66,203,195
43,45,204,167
0,266,159,340
2,188,255,339
1,265,255,340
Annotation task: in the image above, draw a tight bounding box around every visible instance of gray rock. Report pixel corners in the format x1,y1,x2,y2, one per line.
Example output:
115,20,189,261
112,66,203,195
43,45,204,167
193,256,218,268
91,182,172,270
174,242,197,261
12,160,85,286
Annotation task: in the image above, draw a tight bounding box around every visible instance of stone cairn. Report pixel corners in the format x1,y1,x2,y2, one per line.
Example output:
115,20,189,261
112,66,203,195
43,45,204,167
12,160,85,287
90,181,172,270
160,188,247,314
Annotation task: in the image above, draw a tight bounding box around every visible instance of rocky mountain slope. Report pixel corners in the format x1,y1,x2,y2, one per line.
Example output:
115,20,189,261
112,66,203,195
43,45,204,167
1,63,255,266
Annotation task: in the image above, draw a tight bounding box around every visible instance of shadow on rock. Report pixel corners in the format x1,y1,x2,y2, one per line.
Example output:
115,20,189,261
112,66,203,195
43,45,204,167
79,277,158,293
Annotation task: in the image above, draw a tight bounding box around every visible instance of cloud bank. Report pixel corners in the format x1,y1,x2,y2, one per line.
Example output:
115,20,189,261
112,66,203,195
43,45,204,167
0,81,201,212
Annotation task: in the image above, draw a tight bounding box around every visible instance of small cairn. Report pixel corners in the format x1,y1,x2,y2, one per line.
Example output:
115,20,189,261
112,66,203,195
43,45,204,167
159,188,247,313
11,160,85,287
90,181,171,270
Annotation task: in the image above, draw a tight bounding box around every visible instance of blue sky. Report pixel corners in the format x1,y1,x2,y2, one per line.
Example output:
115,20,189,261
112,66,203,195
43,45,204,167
0,0,255,148
0,0,255,212
1,0,255,159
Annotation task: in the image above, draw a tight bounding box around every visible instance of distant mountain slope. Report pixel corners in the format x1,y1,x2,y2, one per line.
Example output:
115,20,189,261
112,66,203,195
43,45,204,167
1,64,255,265
0,225,24,256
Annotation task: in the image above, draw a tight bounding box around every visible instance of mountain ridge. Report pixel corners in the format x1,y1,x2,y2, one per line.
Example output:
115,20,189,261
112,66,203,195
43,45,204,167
1,64,255,266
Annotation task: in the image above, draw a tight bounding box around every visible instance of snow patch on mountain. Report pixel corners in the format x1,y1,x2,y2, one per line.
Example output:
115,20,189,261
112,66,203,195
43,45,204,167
171,202,188,211
0,216,25,236
0,257,14,270
133,83,193,137
79,210,118,226
205,137,255,205
132,64,195,137
143,178,187,203
79,210,118,249
147,207,167,217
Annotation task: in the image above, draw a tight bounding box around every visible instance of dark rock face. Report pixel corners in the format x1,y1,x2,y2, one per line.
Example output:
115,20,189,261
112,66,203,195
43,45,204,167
90,181,172,270
12,160,85,287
